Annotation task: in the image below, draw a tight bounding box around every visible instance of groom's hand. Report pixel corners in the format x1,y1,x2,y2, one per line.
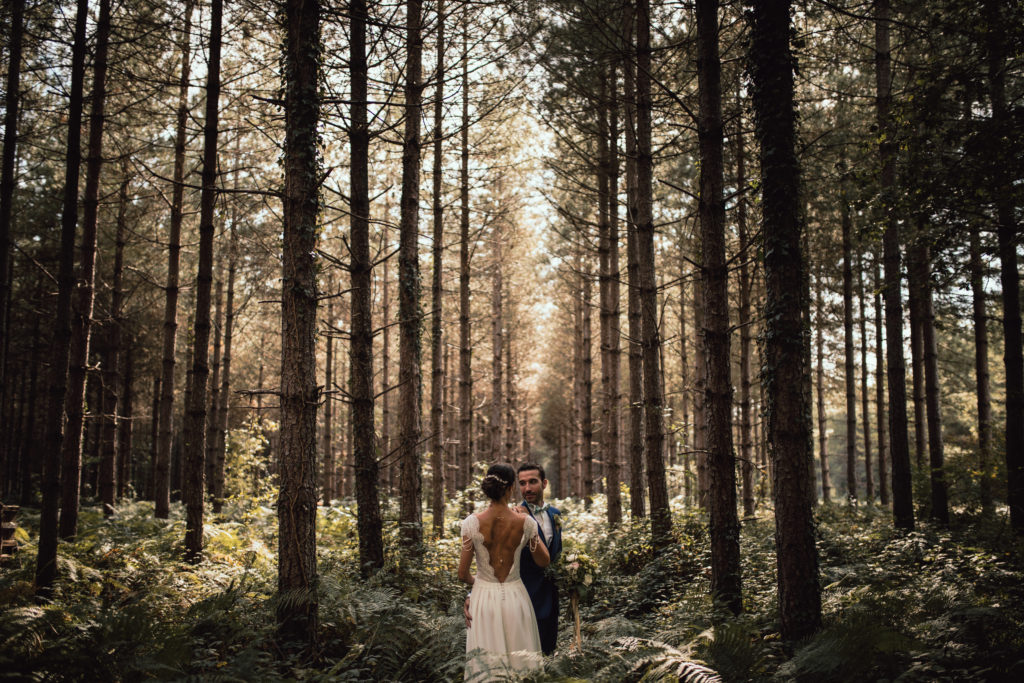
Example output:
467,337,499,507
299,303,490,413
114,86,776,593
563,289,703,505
512,505,527,515
464,596,472,628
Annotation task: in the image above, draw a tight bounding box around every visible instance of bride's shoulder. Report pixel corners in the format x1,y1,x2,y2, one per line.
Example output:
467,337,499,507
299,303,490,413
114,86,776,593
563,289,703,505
460,513,482,533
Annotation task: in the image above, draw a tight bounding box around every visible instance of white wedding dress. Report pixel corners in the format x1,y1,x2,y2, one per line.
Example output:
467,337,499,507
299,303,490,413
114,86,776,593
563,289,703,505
462,513,544,681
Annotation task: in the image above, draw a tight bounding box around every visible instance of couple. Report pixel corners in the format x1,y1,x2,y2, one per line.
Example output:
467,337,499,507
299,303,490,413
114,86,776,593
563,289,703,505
458,463,563,679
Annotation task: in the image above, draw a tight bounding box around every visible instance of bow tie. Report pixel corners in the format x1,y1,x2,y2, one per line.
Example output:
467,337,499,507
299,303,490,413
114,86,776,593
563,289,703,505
526,502,549,515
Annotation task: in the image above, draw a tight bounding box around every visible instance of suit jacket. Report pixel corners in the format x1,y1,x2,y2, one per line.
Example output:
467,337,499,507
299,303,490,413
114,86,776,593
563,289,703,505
519,502,562,621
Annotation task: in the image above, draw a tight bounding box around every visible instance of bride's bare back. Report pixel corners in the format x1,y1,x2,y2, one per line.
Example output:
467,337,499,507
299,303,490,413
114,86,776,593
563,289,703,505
474,509,527,583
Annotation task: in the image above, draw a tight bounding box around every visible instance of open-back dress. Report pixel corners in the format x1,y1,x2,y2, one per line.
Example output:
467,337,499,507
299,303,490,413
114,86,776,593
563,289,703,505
461,513,544,680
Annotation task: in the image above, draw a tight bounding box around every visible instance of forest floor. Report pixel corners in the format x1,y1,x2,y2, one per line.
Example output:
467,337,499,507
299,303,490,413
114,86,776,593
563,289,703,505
1,491,1023,681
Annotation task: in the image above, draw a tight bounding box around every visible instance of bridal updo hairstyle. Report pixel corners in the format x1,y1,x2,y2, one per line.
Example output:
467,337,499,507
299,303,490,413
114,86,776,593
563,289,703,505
481,463,516,501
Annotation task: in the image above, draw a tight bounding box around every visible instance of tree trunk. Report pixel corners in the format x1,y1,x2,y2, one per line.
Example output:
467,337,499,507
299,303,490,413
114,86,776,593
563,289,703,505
212,209,236,514
322,290,335,503
58,0,111,540
679,252,691,509
748,0,822,640
876,0,914,529
149,376,159,499
598,66,621,526
36,0,90,596
117,344,133,500
19,316,41,506
697,0,741,614
872,249,889,506
814,273,831,504
182,0,223,562
969,223,993,514
506,325,516,462
841,177,857,504
398,0,425,550
573,245,585,500
637,0,670,548
278,0,321,644
736,112,754,518
607,72,622,520
156,0,196,519
205,274,223,498
430,0,446,537
581,259,594,503
693,264,709,509
491,230,504,461
0,0,25,398
918,241,948,524
100,169,130,515
907,241,927,471
350,0,383,575
622,0,645,519
985,0,1024,533
381,250,392,494
458,17,473,494
857,252,873,502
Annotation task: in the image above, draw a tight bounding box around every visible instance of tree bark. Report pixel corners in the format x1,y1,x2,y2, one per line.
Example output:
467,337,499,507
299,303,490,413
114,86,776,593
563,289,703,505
0,0,25,398
581,257,594,503
857,252,873,502
458,16,473,494
156,0,195,519
58,0,112,540
607,67,622,522
985,0,1024,533
182,0,223,562
697,0,741,614
693,263,708,509
36,0,90,596
19,316,41,506
430,0,446,537
491,227,504,461
205,274,223,499
637,0,670,548
212,204,236,514
278,0,321,644
907,241,927,470
322,290,335,503
736,112,754,518
969,223,993,515
841,176,857,504
873,248,889,505
748,0,822,640
876,0,914,530
622,0,645,519
399,0,425,550
598,66,621,527
117,344,133,500
814,273,831,504
100,169,130,515
919,242,948,524
350,0,383,575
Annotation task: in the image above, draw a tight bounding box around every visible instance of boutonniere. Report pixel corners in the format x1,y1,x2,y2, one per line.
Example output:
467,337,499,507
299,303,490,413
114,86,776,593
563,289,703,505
552,512,562,529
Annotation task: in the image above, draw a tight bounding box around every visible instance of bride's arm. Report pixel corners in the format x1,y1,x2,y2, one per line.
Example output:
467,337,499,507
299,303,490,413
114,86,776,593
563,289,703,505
528,521,551,568
458,536,475,586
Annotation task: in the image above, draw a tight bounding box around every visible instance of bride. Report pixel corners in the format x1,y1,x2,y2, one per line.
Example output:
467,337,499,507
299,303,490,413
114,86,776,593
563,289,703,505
459,463,551,680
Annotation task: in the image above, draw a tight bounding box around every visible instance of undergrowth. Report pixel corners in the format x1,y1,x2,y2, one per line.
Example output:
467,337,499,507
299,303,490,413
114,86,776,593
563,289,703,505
1,494,1022,681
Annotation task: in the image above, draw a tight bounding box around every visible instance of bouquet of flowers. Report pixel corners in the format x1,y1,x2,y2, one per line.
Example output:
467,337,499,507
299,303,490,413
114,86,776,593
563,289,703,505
559,551,597,651
560,551,597,600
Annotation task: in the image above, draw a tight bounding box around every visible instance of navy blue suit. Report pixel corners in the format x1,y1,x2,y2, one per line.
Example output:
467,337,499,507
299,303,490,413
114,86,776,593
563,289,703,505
519,502,561,654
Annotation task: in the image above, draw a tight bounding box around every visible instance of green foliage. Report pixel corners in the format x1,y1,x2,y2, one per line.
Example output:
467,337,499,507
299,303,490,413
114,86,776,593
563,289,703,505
2,491,1022,680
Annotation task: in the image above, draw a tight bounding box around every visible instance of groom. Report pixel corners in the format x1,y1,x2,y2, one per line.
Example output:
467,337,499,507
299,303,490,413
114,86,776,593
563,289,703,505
514,463,562,655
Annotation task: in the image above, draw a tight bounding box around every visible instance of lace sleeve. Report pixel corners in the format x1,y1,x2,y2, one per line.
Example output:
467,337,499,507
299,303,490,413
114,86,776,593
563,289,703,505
525,516,541,553
460,515,478,551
